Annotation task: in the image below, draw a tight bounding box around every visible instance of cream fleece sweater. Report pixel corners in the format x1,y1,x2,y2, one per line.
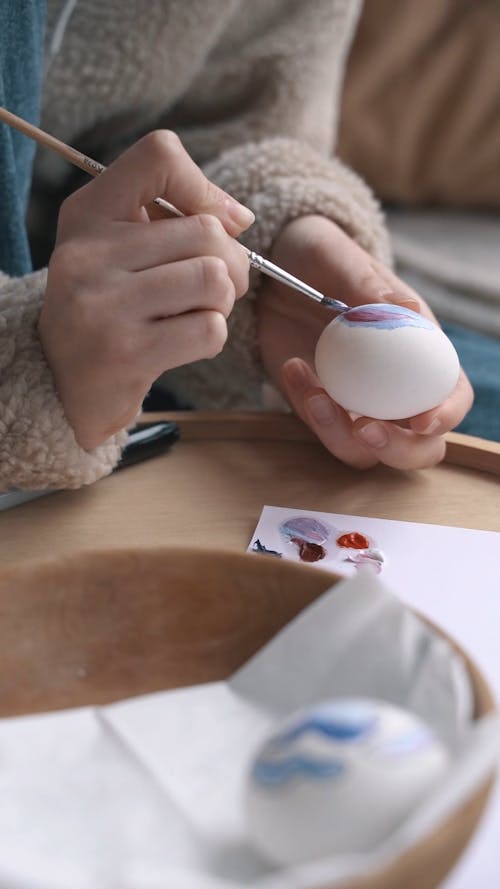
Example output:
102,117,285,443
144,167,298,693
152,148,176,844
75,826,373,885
0,0,391,490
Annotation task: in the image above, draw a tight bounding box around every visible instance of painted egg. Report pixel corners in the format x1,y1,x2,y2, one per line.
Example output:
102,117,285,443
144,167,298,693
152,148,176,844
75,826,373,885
315,304,460,420
245,697,449,865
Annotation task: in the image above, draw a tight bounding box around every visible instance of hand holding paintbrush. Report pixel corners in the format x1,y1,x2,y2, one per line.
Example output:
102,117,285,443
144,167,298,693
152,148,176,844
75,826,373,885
0,107,347,313
0,106,347,450
0,107,471,471
1,112,261,448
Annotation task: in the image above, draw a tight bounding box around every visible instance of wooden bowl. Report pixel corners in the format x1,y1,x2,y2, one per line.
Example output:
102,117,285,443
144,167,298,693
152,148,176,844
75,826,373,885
0,547,495,888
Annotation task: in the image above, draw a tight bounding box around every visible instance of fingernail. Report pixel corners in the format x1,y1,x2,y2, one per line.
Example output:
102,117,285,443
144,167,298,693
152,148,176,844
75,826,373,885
421,416,441,435
362,283,395,303
356,421,389,448
225,197,255,230
397,296,421,312
307,394,338,426
283,360,309,394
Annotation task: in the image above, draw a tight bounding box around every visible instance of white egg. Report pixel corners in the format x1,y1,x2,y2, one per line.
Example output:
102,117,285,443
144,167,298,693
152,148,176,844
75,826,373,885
245,697,450,866
314,304,460,420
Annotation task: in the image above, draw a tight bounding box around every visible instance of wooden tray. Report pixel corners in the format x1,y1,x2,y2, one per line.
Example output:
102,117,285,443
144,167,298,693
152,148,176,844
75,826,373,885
0,412,499,564
0,546,495,889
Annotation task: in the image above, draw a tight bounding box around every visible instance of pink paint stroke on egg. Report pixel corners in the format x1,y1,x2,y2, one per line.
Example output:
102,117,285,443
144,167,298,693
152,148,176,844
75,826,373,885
340,304,434,330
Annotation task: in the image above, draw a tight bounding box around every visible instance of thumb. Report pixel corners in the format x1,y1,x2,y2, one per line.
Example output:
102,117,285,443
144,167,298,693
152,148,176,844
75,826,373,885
336,256,420,311
83,130,255,236
344,256,422,313
283,217,420,311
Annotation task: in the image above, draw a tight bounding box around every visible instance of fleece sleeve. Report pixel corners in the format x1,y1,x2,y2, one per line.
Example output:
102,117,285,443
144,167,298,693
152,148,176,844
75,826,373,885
161,139,392,411
0,270,127,490
158,0,392,409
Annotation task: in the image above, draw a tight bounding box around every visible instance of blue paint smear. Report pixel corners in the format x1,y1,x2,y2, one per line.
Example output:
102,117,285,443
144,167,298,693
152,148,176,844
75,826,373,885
274,705,378,745
252,754,345,788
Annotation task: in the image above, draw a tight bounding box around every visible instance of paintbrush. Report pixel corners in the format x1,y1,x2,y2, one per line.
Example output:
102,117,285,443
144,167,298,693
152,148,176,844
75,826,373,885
0,105,348,313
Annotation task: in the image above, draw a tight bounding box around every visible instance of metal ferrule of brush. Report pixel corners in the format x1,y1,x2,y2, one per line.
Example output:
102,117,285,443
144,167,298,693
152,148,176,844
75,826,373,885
245,248,348,313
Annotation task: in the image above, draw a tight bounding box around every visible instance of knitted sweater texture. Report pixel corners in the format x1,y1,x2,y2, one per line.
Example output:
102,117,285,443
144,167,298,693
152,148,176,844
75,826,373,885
0,0,391,489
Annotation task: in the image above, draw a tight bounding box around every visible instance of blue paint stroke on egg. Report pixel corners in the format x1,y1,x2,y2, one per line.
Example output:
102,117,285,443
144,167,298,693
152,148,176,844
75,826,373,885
273,703,378,746
340,304,434,331
251,754,345,788
279,516,331,545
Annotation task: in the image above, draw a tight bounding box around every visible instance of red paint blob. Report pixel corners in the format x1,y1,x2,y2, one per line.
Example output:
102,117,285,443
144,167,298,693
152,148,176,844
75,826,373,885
291,537,326,562
336,532,369,550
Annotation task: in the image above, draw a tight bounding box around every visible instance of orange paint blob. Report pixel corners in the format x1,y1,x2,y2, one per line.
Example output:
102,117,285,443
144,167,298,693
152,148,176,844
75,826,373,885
336,532,369,550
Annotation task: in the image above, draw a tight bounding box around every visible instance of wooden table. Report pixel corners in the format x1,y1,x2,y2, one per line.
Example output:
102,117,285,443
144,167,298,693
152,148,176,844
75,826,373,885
0,411,499,889
0,411,499,563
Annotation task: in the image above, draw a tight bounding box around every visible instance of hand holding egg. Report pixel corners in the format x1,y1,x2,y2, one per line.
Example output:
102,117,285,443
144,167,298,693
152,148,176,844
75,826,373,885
259,215,473,470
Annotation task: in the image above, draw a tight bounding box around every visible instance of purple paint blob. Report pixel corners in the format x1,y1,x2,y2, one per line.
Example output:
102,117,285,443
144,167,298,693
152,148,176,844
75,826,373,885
280,516,331,545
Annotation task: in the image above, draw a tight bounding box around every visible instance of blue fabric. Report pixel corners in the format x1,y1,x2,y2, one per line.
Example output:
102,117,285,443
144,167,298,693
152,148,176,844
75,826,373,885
0,0,46,277
443,323,500,442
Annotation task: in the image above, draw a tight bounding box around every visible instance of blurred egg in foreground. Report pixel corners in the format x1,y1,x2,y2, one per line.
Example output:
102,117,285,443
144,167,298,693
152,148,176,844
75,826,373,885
245,697,450,866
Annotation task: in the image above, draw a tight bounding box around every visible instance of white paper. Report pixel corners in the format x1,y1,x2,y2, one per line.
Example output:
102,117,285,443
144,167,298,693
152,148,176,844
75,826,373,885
249,507,500,689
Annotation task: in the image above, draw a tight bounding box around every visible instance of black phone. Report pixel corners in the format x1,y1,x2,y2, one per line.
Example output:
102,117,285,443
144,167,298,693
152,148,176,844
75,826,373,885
115,420,180,470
